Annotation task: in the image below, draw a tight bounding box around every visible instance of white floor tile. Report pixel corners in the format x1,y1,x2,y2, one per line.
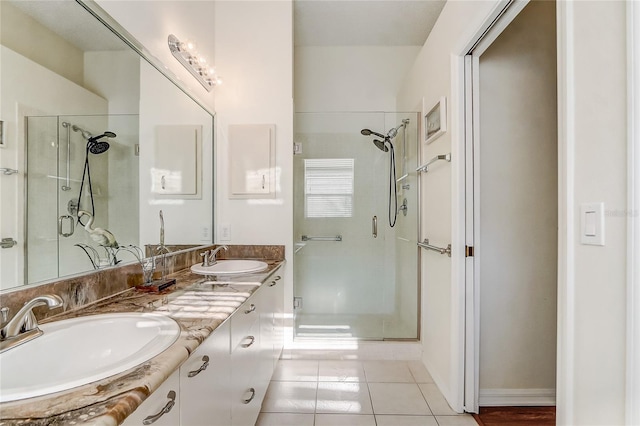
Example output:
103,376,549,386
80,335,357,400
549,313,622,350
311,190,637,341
418,383,459,416
407,361,434,383
363,361,415,383
318,360,366,382
375,415,439,426
314,414,377,426
261,381,317,413
435,415,479,425
255,412,315,426
272,360,319,382
316,382,373,414
368,383,432,415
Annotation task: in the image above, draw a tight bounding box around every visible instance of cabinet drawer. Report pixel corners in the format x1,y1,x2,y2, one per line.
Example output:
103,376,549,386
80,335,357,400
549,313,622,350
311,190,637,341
231,295,260,349
231,319,262,426
123,370,179,426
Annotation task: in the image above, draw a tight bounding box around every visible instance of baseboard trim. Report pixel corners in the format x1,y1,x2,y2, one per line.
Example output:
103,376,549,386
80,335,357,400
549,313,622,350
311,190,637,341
479,388,556,407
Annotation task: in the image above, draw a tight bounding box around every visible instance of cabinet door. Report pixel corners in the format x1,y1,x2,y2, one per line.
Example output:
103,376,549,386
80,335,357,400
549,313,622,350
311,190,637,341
231,319,261,426
271,274,285,367
228,124,275,198
122,370,180,426
180,321,231,426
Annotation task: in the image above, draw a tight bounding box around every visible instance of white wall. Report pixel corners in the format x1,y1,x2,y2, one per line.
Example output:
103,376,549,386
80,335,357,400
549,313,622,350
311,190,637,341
96,0,216,112
399,0,632,420
478,0,557,402
396,0,499,410
138,60,213,246
558,1,629,424
295,46,420,112
213,0,294,327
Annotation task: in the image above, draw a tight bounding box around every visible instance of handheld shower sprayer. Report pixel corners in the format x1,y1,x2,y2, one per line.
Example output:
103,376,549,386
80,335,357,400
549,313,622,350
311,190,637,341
87,131,116,154
360,118,411,228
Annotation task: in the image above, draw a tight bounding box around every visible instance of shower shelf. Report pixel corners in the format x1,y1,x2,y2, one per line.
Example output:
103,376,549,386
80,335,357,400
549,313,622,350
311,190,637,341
416,153,451,173
417,239,451,257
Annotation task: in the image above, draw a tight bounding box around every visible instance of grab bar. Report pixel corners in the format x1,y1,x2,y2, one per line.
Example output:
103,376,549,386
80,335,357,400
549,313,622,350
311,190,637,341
416,153,451,173
417,239,451,257
301,235,342,242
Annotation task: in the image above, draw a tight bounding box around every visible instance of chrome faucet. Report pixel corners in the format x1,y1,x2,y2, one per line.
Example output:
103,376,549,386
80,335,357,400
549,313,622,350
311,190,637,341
208,245,228,265
0,295,63,352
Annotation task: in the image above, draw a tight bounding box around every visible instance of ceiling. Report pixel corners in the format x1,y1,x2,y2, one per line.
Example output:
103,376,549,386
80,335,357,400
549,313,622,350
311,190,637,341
9,0,447,51
294,0,447,46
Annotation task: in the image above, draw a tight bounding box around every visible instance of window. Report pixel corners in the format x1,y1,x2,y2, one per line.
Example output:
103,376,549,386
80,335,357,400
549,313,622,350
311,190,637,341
304,158,354,218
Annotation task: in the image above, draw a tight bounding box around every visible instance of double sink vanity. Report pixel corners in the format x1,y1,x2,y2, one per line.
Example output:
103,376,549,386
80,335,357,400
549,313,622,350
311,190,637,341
0,245,285,426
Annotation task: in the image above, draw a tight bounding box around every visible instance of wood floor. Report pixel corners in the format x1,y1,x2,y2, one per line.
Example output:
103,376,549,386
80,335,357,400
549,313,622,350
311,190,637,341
472,407,556,426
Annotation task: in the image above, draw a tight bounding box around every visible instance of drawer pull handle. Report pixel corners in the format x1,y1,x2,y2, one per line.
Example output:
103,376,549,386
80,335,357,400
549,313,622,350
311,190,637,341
269,280,277,287
242,335,255,348
244,304,256,314
187,355,210,377
274,275,282,281
242,387,256,404
142,390,176,425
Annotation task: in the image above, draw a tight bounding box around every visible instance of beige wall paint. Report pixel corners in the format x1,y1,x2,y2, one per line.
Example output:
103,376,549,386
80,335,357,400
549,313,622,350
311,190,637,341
478,0,557,397
0,2,84,86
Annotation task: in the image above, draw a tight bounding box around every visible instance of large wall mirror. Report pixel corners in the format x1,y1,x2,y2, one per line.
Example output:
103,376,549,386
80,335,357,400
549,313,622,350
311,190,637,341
0,0,214,291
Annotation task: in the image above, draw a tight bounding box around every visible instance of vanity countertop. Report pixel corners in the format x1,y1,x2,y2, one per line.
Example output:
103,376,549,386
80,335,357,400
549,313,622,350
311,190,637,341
0,259,284,426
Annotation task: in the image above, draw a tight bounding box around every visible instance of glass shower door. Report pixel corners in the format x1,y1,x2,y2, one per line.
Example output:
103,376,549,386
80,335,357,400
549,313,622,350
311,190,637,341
293,112,419,340
26,114,139,284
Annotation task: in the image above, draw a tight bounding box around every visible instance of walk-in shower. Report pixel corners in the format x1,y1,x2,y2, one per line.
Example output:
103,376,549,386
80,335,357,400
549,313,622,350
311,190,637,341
26,115,137,284
293,112,419,340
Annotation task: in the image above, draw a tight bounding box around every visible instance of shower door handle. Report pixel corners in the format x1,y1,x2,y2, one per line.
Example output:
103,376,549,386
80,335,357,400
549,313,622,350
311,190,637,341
58,215,75,237
372,215,378,238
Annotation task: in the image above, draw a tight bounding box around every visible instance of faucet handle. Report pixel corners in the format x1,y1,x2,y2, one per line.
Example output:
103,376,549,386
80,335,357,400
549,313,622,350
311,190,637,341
200,250,211,266
0,307,9,325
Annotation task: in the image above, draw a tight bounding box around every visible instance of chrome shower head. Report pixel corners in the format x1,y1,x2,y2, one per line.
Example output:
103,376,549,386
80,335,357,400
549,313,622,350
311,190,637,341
87,131,116,154
373,139,389,152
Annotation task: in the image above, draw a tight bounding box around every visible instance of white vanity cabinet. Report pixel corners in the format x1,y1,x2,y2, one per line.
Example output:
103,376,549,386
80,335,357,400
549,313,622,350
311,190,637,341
123,268,285,426
259,274,284,385
122,370,180,426
230,295,264,426
180,320,231,426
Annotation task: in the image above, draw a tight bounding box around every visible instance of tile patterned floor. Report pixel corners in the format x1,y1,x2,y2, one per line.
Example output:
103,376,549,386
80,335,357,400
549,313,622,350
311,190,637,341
257,360,478,426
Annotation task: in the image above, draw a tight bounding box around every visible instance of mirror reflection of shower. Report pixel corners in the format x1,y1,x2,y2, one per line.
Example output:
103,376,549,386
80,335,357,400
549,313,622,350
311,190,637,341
68,124,117,231
360,118,410,227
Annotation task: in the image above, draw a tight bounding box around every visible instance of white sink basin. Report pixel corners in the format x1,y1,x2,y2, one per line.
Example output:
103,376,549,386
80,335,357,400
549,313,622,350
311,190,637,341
0,312,180,402
190,259,268,276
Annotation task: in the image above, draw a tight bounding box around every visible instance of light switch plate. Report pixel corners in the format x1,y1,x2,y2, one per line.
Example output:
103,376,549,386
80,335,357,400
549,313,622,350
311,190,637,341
580,202,605,246
218,224,231,242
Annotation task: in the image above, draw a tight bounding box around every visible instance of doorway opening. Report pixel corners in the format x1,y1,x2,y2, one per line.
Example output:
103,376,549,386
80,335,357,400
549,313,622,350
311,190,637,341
463,0,558,415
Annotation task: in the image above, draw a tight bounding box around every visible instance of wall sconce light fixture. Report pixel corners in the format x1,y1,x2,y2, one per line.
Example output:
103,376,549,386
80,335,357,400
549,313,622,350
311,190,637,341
168,34,221,92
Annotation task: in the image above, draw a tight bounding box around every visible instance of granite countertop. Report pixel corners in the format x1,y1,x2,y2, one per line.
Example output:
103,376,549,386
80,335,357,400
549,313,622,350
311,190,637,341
0,259,284,426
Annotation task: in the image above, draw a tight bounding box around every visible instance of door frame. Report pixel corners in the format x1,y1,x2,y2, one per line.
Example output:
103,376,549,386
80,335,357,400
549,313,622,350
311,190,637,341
627,0,640,423
456,0,565,412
